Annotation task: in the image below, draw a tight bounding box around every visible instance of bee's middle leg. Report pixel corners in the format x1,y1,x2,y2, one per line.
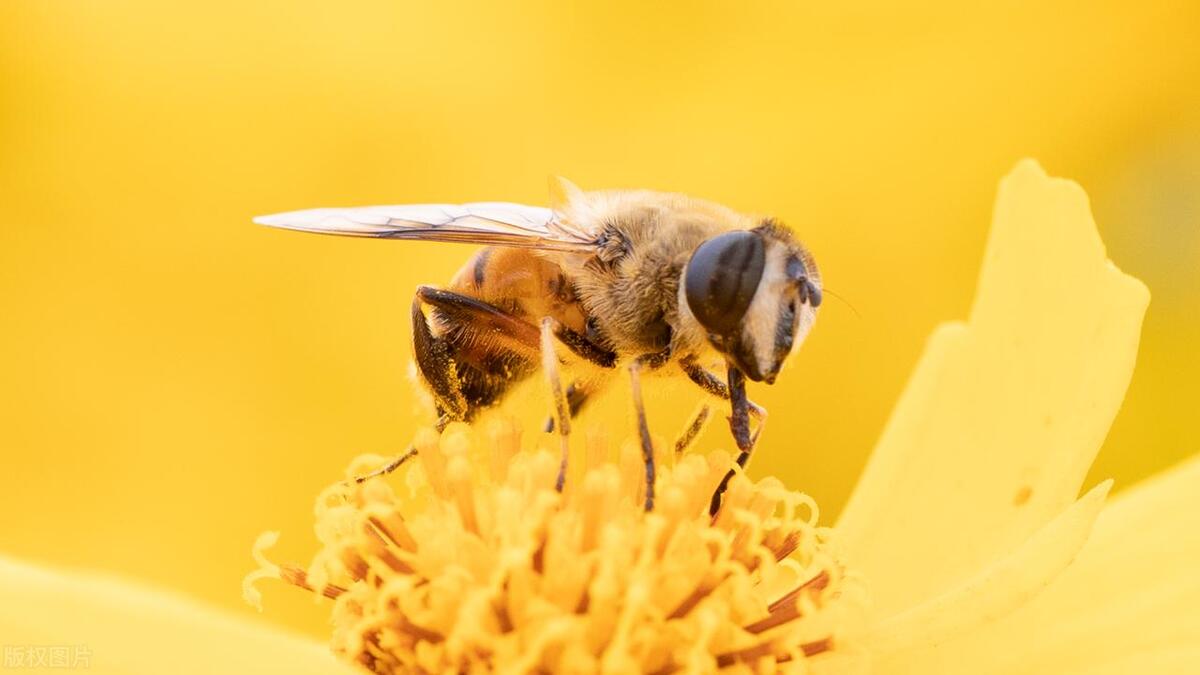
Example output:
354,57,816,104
540,319,573,492
620,346,675,512
673,403,712,456
538,318,617,433
628,358,656,512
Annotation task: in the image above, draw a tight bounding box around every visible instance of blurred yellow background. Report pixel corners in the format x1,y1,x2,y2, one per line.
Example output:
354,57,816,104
1,1,1197,640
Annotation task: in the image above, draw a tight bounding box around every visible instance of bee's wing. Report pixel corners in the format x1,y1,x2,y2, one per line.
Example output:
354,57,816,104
254,202,597,253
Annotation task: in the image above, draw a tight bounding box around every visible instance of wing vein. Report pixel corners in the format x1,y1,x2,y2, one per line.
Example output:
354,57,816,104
254,201,598,253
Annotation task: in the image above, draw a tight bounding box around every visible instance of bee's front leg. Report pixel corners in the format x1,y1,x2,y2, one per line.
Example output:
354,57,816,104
678,356,769,515
724,365,754,463
708,366,762,516
678,356,768,435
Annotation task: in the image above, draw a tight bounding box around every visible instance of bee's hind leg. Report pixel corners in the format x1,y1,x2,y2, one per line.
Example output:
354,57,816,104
354,446,418,485
352,413,451,484
411,292,471,421
353,291,473,484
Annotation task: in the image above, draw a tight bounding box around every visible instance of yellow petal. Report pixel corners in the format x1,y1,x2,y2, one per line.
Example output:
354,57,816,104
873,453,1200,675
0,554,356,675
867,480,1109,655
837,160,1150,616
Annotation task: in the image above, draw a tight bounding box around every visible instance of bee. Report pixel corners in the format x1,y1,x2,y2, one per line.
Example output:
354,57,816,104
256,179,821,512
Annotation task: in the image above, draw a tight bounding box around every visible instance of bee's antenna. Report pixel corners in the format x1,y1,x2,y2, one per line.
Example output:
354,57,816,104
820,287,861,319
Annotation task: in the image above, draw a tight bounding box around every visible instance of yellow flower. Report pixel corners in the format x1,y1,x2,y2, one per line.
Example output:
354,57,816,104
3,160,1197,673
243,423,865,672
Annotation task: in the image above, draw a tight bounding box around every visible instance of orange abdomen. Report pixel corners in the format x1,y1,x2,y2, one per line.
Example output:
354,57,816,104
422,247,587,417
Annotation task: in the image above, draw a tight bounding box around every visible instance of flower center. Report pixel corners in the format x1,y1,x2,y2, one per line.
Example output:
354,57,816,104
245,419,865,673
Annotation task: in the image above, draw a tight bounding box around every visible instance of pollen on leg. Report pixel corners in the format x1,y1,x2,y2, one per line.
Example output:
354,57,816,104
246,419,865,672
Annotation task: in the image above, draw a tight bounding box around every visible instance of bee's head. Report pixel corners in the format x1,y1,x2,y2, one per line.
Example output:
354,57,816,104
682,221,821,383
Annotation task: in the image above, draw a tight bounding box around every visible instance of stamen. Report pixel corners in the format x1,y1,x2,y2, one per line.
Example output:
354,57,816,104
246,418,860,672
279,564,346,600
667,571,730,619
714,636,832,667
366,512,416,552
745,569,832,634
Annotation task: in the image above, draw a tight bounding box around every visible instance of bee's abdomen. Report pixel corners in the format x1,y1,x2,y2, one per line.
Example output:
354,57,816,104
414,246,587,420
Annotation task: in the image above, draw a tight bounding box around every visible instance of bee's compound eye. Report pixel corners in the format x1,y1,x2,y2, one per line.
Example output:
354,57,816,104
684,231,765,338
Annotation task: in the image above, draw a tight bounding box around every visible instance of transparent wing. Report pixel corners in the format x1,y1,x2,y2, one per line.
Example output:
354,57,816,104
253,202,597,253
